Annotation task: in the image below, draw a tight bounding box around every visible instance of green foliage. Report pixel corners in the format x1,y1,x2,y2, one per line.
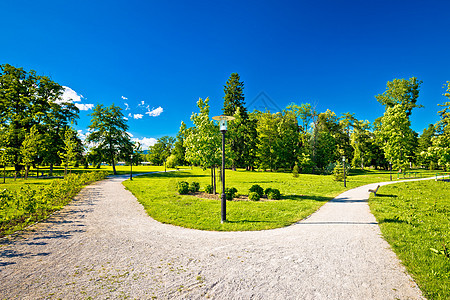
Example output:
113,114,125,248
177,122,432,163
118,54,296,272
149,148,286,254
376,104,416,170
87,104,131,175
248,192,260,201
177,181,189,194
0,171,108,236
267,189,281,200
249,184,264,197
292,163,299,178
189,181,200,193
166,154,177,169
58,127,78,175
369,181,450,300
375,77,422,117
333,162,344,181
264,187,273,196
225,187,238,200
205,184,213,194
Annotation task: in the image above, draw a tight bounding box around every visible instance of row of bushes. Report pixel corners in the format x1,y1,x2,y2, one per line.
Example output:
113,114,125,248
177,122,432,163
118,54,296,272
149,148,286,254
0,171,108,237
177,182,281,201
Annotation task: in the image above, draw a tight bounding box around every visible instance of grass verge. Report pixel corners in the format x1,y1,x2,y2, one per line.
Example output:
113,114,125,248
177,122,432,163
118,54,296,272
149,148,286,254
369,180,450,300
122,167,419,231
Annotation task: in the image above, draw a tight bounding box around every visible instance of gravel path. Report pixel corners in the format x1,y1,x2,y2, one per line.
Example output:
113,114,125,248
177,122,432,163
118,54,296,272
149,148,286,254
0,175,428,299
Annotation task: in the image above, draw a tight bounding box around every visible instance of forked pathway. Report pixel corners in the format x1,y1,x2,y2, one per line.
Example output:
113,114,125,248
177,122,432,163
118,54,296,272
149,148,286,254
0,175,429,299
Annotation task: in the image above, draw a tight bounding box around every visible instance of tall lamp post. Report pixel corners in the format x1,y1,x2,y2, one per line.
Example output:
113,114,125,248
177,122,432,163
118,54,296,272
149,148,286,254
342,156,346,187
0,148,5,184
389,161,392,181
130,153,133,181
212,115,235,223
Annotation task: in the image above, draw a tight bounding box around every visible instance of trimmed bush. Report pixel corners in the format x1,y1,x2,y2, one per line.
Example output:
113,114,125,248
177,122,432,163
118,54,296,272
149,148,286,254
248,192,260,201
225,187,238,200
177,181,189,194
267,189,281,200
264,187,273,196
249,184,264,197
189,182,200,193
205,184,213,194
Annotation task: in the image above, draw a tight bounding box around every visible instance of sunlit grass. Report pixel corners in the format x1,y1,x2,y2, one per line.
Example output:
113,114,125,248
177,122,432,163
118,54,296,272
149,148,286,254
369,181,450,300
123,167,429,231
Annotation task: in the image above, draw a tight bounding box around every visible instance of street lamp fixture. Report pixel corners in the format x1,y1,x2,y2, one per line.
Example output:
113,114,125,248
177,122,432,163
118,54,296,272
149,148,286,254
212,115,235,223
130,153,133,181
342,156,346,187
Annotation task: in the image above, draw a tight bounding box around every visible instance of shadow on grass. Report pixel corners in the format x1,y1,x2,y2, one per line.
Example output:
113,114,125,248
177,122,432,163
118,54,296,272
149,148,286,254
139,172,209,179
225,219,277,224
284,194,332,202
379,217,407,224
375,193,398,198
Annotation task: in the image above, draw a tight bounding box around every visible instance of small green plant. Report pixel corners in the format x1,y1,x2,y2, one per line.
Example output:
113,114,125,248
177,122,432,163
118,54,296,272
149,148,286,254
225,187,238,200
292,163,299,178
177,181,189,194
249,184,264,197
267,189,281,200
205,184,213,194
189,182,200,193
248,192,260,201
333,162,344,181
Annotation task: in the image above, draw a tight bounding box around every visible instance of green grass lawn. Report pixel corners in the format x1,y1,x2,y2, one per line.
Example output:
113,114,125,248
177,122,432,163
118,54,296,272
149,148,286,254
369,180,450,300
0,165,166,191
122,167,427,231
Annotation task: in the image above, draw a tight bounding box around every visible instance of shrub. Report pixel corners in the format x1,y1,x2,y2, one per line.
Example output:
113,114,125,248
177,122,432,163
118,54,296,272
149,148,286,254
225,187,238,200
264,187,273,196
249,184,264,197
292,163,299,178
333,162,344,181
205,184,213,194
189,181,200,193
267,189,281,200
248,192,260,201
177,181,189,194
0,171,108,237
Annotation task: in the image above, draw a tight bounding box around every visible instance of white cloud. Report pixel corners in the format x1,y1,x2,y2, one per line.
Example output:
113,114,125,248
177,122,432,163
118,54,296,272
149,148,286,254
133,114,143,119
127,132,134,137
124,102,130,110
145,106,163,117
61,86,84,103
77,130,87,141
75,103,95,111
123,117,128,120
131,137,158,150
128,113,132,117
121,96,128,100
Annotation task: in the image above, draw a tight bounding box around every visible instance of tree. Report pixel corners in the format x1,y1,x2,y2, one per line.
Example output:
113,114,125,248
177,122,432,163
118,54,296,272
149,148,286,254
428,82,450,170
416,124,436,168
87,104,132,175
376,104,415,170
375,77,422,117
184,97,222,193
58,127,78,176
20,125,43,179
173,122,188,166
223,73,250,169
223,73,247,118
156,136,176,172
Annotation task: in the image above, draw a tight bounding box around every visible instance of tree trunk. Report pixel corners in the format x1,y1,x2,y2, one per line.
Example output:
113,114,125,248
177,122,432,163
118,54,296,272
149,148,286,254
49,163,54,176
25,165,29,179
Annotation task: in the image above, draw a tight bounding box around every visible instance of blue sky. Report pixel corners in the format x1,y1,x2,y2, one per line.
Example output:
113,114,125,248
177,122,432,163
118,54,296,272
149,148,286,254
2,0,450,149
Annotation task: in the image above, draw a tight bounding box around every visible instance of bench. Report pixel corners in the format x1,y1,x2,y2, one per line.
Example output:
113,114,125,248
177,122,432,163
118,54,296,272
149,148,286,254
368,185,380,196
